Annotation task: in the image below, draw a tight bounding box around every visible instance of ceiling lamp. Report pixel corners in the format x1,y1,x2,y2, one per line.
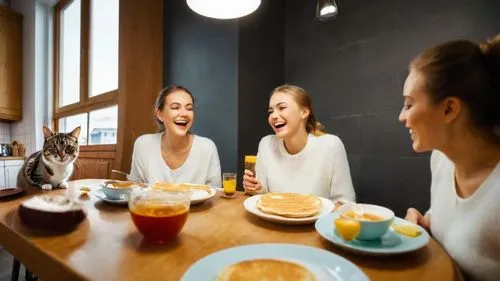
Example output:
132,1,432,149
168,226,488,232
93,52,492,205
316,0,339,21
186,0,261,20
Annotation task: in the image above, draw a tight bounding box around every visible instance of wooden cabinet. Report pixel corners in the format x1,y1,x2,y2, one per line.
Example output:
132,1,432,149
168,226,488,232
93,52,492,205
0,7,22,121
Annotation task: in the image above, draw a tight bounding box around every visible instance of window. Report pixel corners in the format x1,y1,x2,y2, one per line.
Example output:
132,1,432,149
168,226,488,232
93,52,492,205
89,0,119,97
87,105,117,145
54,0,119,145
58,113,88,145
58,105,117,145
59,0,81,107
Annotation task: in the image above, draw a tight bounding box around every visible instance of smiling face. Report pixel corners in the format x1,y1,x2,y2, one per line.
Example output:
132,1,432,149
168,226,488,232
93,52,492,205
268,91,309,140
157,90,194,137
399,70,451,152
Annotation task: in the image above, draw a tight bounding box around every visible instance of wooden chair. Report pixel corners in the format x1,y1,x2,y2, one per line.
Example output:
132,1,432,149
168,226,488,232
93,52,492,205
11,258,38,281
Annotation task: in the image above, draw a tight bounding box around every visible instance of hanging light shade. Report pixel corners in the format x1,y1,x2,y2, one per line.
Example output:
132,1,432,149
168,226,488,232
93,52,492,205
186,0,261,20
316,0,339,21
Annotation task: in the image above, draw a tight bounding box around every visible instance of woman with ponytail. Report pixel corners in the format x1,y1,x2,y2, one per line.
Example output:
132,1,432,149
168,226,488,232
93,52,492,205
129,86,221,188
400,35,500,281
243,85,355,203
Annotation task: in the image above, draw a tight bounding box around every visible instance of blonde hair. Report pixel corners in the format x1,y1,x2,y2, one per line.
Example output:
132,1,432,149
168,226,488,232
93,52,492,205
270,84,326,136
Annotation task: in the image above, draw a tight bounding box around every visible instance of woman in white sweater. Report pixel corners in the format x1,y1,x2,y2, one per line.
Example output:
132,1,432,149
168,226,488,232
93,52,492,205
400,35,500,281
243,85,355,203
129,86,221,188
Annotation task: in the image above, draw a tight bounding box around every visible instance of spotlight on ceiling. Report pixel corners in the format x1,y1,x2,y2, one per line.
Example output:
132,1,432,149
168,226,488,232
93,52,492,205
316,0,339,21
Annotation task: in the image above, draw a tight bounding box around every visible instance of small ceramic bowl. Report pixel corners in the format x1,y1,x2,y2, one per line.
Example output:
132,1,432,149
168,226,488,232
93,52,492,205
337,203,395,240
101,180,137,200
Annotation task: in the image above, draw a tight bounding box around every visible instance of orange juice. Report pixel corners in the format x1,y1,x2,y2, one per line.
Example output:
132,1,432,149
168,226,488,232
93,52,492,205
244,155,257,175
223,179,237,196
334,218,361,241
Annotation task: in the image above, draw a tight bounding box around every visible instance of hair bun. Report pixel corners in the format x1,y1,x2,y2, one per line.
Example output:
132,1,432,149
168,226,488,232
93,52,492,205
479,35,500,77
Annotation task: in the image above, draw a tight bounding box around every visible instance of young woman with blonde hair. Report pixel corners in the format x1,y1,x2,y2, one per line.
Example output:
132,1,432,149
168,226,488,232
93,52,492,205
243,85,356,203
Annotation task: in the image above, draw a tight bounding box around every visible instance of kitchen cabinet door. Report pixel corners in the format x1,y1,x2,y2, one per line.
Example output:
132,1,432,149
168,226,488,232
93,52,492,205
0,165,5,188
4,164,21,187
0,7,23,121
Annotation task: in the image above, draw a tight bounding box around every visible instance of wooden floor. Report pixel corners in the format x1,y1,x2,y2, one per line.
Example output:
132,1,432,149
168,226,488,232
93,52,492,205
0,248,25,281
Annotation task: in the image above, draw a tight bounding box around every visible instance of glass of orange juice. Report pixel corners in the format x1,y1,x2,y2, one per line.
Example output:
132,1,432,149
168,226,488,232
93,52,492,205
335,212,361,242
222,173,237,198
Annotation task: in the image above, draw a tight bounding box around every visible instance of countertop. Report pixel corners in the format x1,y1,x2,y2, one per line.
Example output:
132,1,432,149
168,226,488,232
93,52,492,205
0,156,25,160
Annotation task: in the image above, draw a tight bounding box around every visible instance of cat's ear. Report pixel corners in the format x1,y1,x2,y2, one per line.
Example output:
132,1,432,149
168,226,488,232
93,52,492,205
69,126,81,139
42,126,54,139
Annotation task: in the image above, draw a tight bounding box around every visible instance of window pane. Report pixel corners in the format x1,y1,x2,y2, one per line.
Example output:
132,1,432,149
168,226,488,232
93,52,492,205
58,113,88,145
59,0,81,107
89,0,119,97
89,106,118,145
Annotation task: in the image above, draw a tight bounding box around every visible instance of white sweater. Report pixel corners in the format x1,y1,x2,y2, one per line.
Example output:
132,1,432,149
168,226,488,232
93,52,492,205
129,133,222,188
430,150,500,281
255,134,355,202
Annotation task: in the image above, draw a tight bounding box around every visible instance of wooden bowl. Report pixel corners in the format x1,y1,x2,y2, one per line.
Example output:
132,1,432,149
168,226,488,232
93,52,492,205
18,195,87,233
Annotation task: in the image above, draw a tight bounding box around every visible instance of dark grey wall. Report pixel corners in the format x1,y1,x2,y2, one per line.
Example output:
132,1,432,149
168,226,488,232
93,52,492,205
285,0,500,215
164,1,239,173
164,0,500,215
237,0,285,185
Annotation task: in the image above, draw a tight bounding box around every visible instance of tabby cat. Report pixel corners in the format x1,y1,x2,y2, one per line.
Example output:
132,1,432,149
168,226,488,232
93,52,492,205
17,126,81,189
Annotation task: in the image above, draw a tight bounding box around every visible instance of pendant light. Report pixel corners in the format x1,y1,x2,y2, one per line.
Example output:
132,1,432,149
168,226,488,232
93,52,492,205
186,0,261,20
316,0,339,21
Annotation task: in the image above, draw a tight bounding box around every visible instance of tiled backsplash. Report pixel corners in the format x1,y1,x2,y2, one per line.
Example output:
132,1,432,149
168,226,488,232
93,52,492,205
0,122,11,144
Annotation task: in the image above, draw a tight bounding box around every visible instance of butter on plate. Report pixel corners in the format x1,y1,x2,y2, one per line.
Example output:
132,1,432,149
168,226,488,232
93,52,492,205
392,223,421,237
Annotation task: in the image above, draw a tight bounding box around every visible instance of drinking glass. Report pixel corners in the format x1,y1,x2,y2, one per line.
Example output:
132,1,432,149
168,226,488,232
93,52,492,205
129,187,191,244
222,173,237,198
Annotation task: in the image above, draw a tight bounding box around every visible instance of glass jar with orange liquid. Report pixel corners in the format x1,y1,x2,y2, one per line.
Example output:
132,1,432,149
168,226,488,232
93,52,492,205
244,155,257,175
129,188,191,244
222,173,237,198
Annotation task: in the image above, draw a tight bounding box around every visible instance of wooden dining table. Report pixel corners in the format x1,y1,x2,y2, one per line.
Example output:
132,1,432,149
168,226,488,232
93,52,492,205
0,179,463,281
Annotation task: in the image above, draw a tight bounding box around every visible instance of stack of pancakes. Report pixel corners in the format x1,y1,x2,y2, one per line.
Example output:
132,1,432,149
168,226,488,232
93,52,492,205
153,182,211,193
216,259,316,281
256,193,322,218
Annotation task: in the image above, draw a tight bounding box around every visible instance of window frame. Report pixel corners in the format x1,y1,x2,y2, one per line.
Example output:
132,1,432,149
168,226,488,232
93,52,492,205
53,0,118,146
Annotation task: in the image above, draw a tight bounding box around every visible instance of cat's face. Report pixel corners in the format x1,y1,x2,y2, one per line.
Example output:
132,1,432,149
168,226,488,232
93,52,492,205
42,126,81,164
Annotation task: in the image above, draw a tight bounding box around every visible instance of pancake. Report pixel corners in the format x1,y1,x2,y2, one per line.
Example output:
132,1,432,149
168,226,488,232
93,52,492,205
216,259,316,281
256,193,322,218
153,182,211,193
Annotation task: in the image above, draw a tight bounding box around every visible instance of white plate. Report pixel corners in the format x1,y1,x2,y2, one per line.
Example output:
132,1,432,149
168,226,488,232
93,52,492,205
190,187,217,205
181,243,369,281
243,194,334,225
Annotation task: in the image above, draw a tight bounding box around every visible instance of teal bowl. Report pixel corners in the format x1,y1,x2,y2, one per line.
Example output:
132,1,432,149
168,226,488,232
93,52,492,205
101,183,133,200
337,204,395,240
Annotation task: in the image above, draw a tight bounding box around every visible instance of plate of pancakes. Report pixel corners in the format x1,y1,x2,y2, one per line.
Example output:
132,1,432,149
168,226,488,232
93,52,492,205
181,243,369,281
152,182,217,205
244,193,334,225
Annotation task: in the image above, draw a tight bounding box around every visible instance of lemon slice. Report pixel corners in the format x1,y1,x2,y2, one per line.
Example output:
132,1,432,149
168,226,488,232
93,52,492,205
334,218,361,241
392,223,421,237
80,186,91,193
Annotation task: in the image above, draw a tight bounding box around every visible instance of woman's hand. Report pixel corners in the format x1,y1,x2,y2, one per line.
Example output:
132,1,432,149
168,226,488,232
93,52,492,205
243,169,263,195
405,208,431,232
